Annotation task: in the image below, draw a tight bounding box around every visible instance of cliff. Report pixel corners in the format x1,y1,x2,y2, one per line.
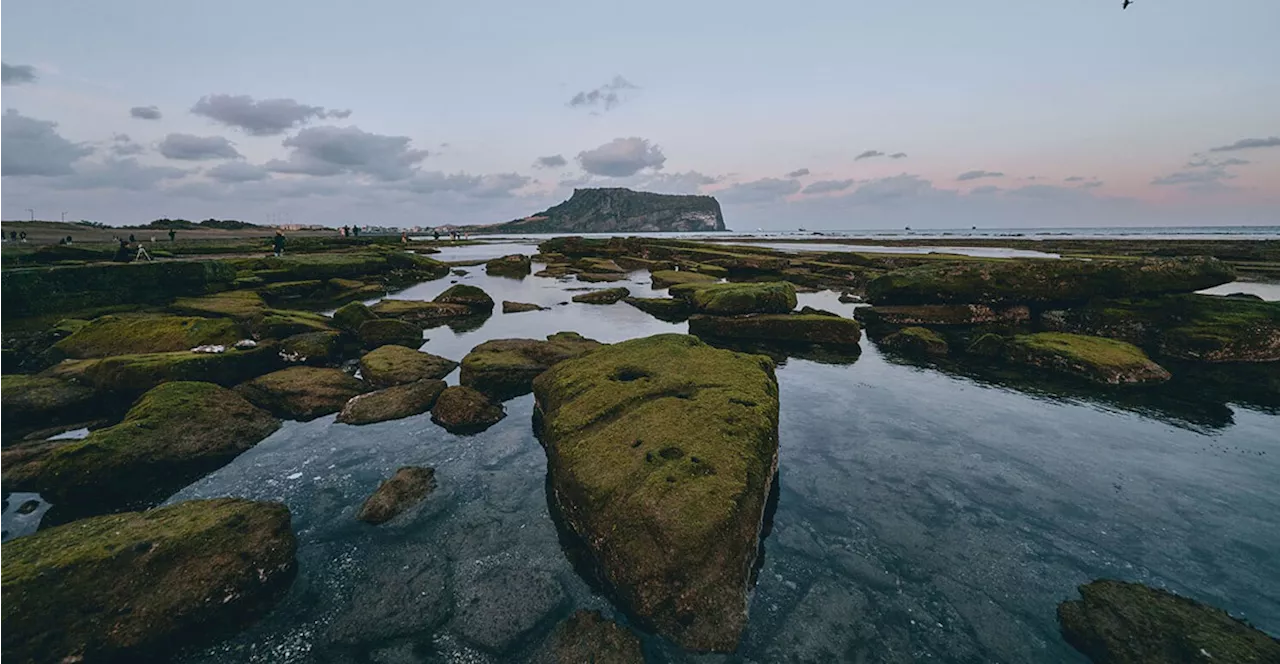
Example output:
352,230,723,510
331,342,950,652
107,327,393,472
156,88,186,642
484,188,725,233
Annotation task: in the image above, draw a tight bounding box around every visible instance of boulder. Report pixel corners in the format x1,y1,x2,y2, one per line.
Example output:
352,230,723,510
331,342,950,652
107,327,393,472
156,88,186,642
40,343,282,399
356,466,437,524
670,281,798,316
2,382,280,521
486,254,533,277
854,304,1031,331
0,498,296,664
170,290,268,319
1006,333,1171,385
431,385,505,434
370,298,474,324
688,313,862,346
532,334,780,651
573,287,631,305
623,297,692,322
503,300,549,313
879,326,949,356
1,375,97,443
359,345,457,387
649,269,717,289
331,301,378,332
1057,579,1280,664
52,314,244,359
866,257,1235,306
336,379,446,426
279,330,345,366
235,367,371,420
358,318,423,349
535,610,645,664
459,332,604,400
574,257,627,274
252,309,335,339
434,284,495,312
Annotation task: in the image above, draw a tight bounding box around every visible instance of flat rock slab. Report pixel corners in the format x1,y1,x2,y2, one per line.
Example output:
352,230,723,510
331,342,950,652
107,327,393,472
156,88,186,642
235,366,371,420
452,559,566,654
533,333,780,651
459,332,603,400
1006,333,1170,385
689,313,862,346
337,379,446,425
0,498,296,664
359,345,457,387
670,281,798,315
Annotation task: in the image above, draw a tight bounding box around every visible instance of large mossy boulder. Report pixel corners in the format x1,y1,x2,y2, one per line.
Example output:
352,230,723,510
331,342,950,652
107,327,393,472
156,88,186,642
358,318,423,349
688,313,862,346
52,314,245,358
1006,333,1171,385
866,257,1235,306
623,297,692,322
359,345,458,387
532,334,780,651
649,269,718,290
434,284,495,312
1057,579,1280,664
535,610,646,664
356,466,437,524
879,326,949,357
235,367,371,420
459,332,604,400
331,301,378,332
486,253,533,277
670,281,797,316
573,287,631,305
336,379,446,425
2,382,280,521
369,299,473,324
170,289,268,319
431,385,505,434
41,343,282,398
1,375,97,443
0,498,297,664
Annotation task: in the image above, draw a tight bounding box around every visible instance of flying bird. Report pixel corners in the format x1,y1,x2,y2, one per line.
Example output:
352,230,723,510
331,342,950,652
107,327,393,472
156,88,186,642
1122,0,1133,8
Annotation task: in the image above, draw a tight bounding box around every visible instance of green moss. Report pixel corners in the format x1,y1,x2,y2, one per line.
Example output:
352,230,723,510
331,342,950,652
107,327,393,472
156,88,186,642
3,259,238,318
459,332,604,400
280,331,346,366
359,345,458,387
1008,333,1171,385
532,334,778,651
572,287,631,304
337,380,446,426
1,375,97,440
623,297,692,322
170,289,268,319
234,366,370,421
369,299,473,323
649,269,717,289
879,326,949,357
41,343,281,397
1058,579,1280,664
689,313,862,346
53,314,244,358
253,309,335,339
669,281,797,316
332,301,378,331
853,304,1031,331
485,254,532,277
0,497,295,664
434,284,495,311
358,319,423,349
261,279,326,299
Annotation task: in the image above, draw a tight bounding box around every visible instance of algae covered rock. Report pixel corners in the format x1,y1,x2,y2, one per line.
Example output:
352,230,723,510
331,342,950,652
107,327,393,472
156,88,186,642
3,382,280,521
0,498,296,664
535,610,646,664
1,374,97,443
280,330,345,366
532,334,780,651
235,366,371,420
460,332,604,400
649,269,718,289
1007,333,1171,385
357,466,437,523
866,257,1235,306
623,296,692,322
431,385,505,434
171,289,268,319
53,313,244,358
689,313,862,346
854,304,1031,331
41,343,281,398
434,283,495,312
370,298,473,324
486,253,533,277
337,379,446,425
358,318,423,349
573,287,631,305
332,300,378,332
1057,579,1280,664
359,344,457,387
503,300,549,313
880,326,950,356
670,281,798,315
252,308,335,339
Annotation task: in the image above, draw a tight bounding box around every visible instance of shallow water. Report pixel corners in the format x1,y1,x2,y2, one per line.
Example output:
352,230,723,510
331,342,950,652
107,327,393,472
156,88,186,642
713,241,1061,260
147,256,1280,663
1197,281,1280,302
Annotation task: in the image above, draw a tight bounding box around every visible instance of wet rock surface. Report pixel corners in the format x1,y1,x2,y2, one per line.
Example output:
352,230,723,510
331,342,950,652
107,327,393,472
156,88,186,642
649,269,718,289
321,544,452,652
451,557,567,654
357,466,438,524
358,345,457,388
1006,333,1171,385
623,296,692,322
670,281,798,315
535,610,646,664
332,301,378,332
689,312,862,346
459,331,603,400
504,300,550,313
337,379,446,426
573,287,631,305
486,253,533,277
235,366,371,420
52,313,245,358
431,385,506,434
433,284,495,312
1,374,97,443
879,326,950,357
358,318,423,349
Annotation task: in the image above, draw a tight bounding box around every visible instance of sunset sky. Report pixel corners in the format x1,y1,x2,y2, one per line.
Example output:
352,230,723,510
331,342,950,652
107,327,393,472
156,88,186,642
3,0,1278,229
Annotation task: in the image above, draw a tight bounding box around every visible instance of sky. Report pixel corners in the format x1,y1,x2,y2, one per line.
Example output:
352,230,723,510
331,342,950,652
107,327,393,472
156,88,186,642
2,0,1278,230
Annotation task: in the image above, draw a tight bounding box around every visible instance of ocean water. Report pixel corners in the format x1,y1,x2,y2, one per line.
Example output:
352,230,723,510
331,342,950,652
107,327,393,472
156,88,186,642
460,225,1280,242
146,246,1280,663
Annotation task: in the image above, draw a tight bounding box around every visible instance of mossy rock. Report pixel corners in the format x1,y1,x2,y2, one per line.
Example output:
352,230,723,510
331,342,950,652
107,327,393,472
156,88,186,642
52,313,245,359
0,498,296,664
623,297,692,323
649,269,718,289
337,379,446,426
685,262,730,278
1057,579,1280,664
41,343,282,398
260,279,326,301
853,304,1031,331
3,259,238,318
879,326,949,357
332,301,378,332
1007,333,1171,385
359,345,457,388
280,330,346,366
577,272,629,283
170,289,268,319
485,254,533,277
866,257,1235,306
574,257,627,274
535,610,646,664
235,367,371,421
459,332,604,400
573,287,631,305
1,375,97,443
358,319,423,350
434,284,495,312
966,332,1007,357
431,385,505,434
370,299,473,324
503,300,549,313
689,313,862,347
669,281,798,316
252,308,335,339
532,334,779,651
356,466,437,523
2,382,280,520
536,264,577,278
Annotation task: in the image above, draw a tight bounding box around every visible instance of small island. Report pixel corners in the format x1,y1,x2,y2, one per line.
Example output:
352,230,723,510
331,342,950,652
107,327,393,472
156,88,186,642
475,188,726,234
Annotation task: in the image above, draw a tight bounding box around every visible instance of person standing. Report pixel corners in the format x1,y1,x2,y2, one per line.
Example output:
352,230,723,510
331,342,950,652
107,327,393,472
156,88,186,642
19,231,28,243
273,230,286,257
352,226,360,237
168,229,176,242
